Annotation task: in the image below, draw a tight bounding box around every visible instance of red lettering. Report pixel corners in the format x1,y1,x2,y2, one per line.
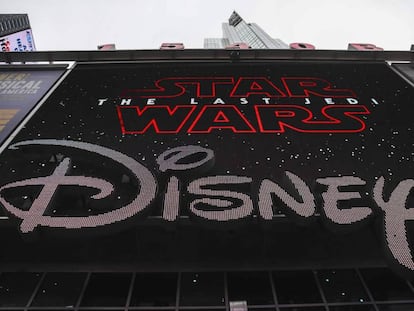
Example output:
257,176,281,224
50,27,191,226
188,105,256,133
117,105,196,134
121,77,234,99
282,77,356,98
348,43,383,51
230,77,286,98
254,105,369,133
289,42,316,50
121,76,357,99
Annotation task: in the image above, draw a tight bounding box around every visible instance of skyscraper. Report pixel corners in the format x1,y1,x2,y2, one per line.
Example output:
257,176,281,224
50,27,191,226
204,11,288,49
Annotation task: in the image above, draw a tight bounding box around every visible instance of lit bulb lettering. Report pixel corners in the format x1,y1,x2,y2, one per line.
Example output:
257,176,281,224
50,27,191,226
0,140,414,274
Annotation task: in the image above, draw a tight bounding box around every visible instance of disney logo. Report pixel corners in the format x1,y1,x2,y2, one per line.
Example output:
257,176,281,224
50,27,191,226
2,139,414,273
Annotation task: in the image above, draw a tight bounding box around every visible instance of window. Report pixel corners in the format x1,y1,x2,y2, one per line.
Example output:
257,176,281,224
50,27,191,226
80,273,131,307
31,272,86,307
228,272,274,306
361,268,414,301
180,272,225,306
0,268,413,310
273,270,322,304
316,269,369,303
0,272,42,307
130,272,177,307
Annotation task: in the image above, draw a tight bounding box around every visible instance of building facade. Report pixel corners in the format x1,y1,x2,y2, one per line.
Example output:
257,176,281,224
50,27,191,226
204,11,288,49
1,11,414,311
0,49,413,311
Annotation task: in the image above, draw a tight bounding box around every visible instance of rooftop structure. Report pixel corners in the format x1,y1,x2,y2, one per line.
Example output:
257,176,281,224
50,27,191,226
204,11,288,49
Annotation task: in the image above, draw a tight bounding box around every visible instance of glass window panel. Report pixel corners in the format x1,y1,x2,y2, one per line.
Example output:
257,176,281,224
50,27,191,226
377,304,414,311
0,272,42,307
360,268,414,301
279,307,325,311
130,273,177,307
316,269,369,303
80,273,131,307
180,272,225,306
31,272,86,307
228,272,274,305
329,305,376,311
273,271,322,304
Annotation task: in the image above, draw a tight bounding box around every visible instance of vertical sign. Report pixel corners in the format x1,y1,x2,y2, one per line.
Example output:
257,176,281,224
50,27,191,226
0,29,36,52
0,67,65,146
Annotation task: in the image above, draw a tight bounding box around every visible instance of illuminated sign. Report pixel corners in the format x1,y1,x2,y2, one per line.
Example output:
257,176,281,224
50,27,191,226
0,109,18,132
0,68,64,146
0,62,413,276
116,76,371,134
0,29,35,52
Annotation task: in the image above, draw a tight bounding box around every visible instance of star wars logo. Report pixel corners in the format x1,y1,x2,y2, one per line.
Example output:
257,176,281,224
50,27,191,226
109,76,377,134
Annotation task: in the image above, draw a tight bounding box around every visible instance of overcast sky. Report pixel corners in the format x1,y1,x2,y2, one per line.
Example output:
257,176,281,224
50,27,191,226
2,0,414,51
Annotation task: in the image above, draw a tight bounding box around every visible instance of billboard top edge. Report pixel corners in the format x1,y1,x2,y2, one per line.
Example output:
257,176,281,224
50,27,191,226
0,64,69,70
1,49,413,63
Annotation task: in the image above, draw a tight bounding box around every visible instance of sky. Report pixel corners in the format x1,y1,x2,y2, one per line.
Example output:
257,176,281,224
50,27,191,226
2,0,414,51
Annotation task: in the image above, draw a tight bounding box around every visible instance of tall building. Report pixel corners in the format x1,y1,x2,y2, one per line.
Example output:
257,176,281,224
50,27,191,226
1,12,414,311
204,11,288,49
0,14,35,51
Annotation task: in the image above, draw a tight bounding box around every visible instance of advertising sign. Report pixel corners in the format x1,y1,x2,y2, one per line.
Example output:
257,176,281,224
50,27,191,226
0,29,35,52
0,68,65,146
393,63,414,84
0,61,413,275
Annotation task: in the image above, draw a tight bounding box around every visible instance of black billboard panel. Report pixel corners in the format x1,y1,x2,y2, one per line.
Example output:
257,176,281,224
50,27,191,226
0,61,414,276
393,63,414,84
0,67,65,146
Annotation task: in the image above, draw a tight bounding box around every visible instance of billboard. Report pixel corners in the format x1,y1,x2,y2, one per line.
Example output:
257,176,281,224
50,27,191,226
0,29,35,52
0,61,413,276
393,63,414,84
0,68,65,147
